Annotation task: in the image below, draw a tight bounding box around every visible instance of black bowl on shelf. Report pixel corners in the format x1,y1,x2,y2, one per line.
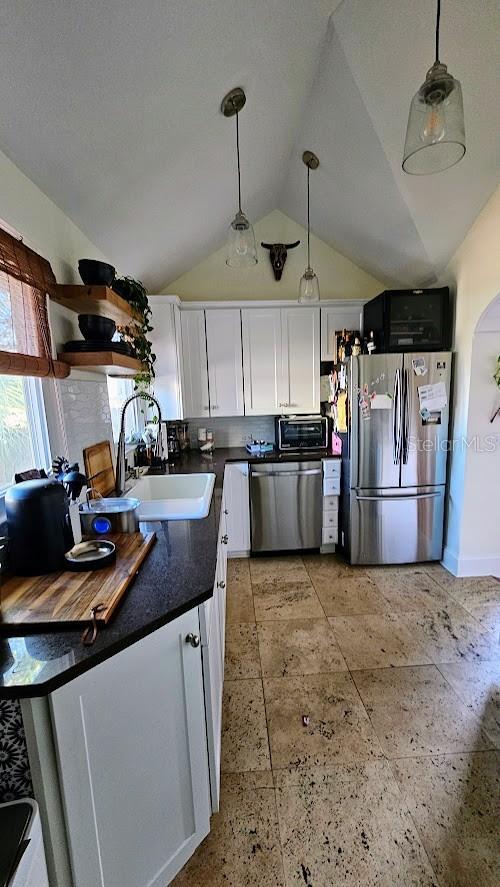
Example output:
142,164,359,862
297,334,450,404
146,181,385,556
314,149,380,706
78,313,116,342
78,259,116,287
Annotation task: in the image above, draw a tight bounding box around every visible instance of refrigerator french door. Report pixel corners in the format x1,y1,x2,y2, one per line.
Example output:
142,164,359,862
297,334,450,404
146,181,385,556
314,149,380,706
342,352,452,564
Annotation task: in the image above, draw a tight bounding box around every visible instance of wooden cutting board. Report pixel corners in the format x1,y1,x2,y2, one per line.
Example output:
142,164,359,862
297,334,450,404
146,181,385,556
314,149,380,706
83,440,115,497
0,532,155,629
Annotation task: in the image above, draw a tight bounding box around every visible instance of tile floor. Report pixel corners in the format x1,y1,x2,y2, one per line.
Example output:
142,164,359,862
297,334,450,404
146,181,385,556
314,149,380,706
173,555,500,886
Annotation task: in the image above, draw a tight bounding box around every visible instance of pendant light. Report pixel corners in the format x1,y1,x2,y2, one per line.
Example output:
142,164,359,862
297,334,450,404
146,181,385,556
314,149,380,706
299,150,320,303
221,87,257,267
403,0,465,175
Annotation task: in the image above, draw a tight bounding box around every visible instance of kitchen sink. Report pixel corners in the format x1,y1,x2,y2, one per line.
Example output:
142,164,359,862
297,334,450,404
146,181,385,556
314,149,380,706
127,472,216,521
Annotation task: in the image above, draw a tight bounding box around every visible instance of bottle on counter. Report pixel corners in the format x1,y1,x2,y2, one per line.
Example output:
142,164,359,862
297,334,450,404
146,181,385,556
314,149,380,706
366,330,377,354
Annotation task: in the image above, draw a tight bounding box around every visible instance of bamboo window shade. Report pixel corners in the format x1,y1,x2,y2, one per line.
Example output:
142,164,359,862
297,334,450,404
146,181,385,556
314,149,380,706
0,226,69,378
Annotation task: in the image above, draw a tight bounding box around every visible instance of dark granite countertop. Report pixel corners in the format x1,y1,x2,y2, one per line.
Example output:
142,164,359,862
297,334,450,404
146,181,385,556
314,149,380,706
0,447,338,698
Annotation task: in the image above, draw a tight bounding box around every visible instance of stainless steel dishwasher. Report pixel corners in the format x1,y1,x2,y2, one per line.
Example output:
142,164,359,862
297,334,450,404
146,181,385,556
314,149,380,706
250,461,322,552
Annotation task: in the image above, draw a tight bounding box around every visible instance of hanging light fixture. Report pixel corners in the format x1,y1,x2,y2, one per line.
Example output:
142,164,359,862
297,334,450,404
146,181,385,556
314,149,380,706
403,0,465,175
221,87,257,268
299,150,320,303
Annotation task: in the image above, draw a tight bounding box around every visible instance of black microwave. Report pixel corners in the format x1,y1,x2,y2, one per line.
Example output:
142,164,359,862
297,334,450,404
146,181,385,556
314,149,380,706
363,287,450,352
275,416,328,451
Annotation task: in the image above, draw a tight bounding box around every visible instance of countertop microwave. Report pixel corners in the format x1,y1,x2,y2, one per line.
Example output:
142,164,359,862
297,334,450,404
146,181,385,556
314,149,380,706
275,416,328,451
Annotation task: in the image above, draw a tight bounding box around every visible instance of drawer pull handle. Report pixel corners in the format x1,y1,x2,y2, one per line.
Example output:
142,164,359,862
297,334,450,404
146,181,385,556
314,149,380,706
185,633,201,648
221,534,228,544
217,581,226,589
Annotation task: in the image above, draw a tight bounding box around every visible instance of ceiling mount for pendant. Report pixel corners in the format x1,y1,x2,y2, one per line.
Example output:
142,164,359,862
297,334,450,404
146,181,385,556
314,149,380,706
302,150,319,171
221,87,246,117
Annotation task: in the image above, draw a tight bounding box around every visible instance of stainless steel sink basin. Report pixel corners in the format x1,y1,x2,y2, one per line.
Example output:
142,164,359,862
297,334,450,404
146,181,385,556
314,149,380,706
127,473,216,521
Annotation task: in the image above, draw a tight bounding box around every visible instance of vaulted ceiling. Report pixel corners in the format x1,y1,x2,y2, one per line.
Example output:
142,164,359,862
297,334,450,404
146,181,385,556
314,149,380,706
0,1,498,292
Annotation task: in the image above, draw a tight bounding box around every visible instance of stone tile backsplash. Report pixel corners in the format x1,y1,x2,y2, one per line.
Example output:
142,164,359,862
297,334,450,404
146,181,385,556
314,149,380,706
58,378,114,466
187,416,275,449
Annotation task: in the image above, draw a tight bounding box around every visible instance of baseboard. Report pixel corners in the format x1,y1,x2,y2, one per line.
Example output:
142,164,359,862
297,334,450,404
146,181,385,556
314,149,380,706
442,546,500,578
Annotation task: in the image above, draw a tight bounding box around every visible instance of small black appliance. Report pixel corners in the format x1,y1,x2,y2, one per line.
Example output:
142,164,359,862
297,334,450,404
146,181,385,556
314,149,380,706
5,479,75,575
363,287,450,353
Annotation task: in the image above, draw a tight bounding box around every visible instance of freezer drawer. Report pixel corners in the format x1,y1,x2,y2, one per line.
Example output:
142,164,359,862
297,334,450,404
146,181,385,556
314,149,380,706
349,486,445,565
250,461,322,552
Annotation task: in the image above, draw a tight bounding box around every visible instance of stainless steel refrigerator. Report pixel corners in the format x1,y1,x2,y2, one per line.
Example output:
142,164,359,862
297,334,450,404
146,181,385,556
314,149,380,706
340,352,452,564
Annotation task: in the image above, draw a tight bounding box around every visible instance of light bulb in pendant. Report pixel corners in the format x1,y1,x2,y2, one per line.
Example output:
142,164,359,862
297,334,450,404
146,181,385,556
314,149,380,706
421,102,446,143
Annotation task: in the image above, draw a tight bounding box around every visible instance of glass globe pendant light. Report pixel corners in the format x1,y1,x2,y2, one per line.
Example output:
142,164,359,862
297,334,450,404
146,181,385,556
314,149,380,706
403,0,465,175
299,150,320,303
221,88,257,267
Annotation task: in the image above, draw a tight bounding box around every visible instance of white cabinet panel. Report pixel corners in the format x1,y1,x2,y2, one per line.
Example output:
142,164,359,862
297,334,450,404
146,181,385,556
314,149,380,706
180,310,210,418
320,302,365,361
224,462,250,556
50,612,210,887
205,309,244,417
150,298,184,419
241,308,282,415
281,307,320,414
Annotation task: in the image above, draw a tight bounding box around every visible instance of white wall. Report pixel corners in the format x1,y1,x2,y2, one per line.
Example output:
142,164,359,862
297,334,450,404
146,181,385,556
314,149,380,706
442,186,500,576
162,209,383,301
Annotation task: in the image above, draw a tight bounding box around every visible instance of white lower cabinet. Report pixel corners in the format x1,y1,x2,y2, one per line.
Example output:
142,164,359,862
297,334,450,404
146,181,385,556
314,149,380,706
49,610,211,887
321,458,341,551
223,462,250,556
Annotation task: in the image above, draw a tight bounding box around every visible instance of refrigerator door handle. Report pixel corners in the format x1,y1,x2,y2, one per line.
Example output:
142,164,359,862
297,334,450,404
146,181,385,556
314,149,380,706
356,492,441,501
393,368,402,465
402,368,410,464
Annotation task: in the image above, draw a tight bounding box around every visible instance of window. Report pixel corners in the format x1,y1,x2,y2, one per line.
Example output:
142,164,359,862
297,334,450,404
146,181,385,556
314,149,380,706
0,375,51,492
107,377,143,443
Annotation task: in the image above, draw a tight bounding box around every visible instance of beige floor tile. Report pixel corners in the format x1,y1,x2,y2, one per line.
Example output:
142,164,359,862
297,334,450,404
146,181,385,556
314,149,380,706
424,564,499,594
275,758,438,886
253,580,324,621
263,672,383,769
221,679,271,772
468,601,500,637
353,665,491,758
434,585,500,638
303,552,367,580
413,603,500,663
249,556,309,586
438,661,500,747
329,613,432,669
226,567,255,623
257,618,347,677
370,570,454,613
392,752,500,887
172,777,285,886
225,624,261,680
311,574,391,616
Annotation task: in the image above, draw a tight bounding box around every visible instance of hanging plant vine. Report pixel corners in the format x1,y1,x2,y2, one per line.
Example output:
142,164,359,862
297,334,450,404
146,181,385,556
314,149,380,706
113,276,156,390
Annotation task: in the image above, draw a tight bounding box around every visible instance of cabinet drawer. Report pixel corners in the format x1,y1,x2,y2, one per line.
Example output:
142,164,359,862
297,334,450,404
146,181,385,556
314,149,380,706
323,477,341,496
323,494,339,511
322,527,338,545
323,459,341,478
322,510,338,528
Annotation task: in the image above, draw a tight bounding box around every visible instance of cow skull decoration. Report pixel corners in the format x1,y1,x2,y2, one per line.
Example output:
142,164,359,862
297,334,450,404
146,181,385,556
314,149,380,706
261,241,300,281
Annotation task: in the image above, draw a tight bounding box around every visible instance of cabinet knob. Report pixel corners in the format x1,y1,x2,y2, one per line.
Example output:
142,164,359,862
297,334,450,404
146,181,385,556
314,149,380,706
221,534,228,544
203,405,210,411
224,509,229,515
217,580,226,589
185,632,201,648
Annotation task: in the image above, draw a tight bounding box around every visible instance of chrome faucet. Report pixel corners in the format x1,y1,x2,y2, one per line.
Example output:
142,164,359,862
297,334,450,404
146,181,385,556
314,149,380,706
115,392,164,495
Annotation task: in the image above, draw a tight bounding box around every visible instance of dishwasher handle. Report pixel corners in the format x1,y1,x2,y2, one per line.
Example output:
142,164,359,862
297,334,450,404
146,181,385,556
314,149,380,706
251,468,322,478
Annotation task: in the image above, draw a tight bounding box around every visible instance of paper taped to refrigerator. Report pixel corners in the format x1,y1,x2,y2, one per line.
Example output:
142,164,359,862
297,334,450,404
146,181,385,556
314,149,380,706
417,382,448,412
370,393,392,410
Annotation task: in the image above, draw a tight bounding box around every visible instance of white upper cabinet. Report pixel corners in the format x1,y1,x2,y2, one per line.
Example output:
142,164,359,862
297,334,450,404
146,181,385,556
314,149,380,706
205,309,244,417
320,302,365,361
180,310,210,418
241,308,282,415
280,307,320,414
150,298,184,419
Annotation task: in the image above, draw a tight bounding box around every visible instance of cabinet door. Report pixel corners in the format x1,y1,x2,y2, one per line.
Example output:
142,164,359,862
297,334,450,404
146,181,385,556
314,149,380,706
50,612,210,887
223,462,250,556
180,310,210,418
242,308,282,415
205,309,244,417
281,307,320,414
150,298,184,419
321,303,365,361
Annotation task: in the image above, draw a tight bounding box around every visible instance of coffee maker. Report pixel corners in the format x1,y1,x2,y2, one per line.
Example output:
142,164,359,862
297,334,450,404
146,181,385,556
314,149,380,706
165,422,181,461
5,479,74,575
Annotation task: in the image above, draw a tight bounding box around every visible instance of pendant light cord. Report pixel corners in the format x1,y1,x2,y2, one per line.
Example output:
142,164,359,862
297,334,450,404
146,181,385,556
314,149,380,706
235,103,242,214
435,0,441,63
307,165,311,268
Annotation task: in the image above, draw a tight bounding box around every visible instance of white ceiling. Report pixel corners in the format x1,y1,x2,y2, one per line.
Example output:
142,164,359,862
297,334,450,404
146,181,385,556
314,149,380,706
0,1,498,291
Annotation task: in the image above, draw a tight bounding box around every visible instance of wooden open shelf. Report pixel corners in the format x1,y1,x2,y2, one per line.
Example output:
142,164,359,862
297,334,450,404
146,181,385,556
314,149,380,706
57,350,144,377
51,284,142,326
